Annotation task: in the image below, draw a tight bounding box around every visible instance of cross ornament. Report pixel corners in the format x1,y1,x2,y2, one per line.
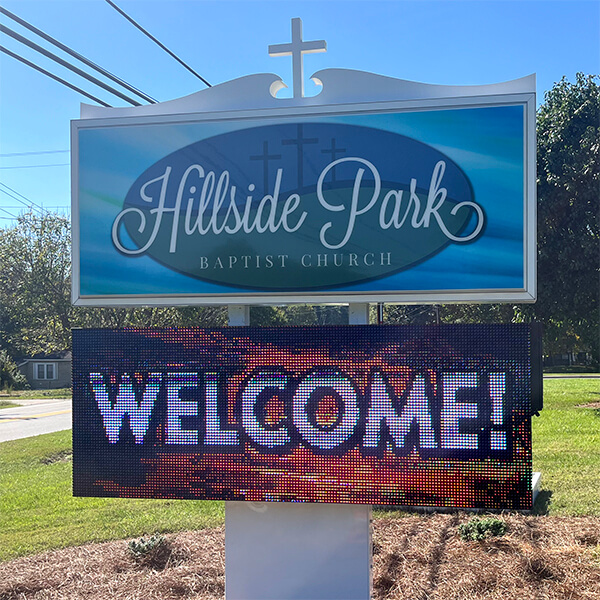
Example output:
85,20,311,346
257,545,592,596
269,18,327,99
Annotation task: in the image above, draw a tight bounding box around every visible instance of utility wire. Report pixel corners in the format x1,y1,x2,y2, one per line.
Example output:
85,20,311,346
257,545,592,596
0,163,71,170
0,45,111,107
0,6,156,104
0,183,46,215
0,188,44,215
0,206,19,219
0,163,70,170
0,24,141,105
0,206,69,211
104,0,211,88
0,182,45,207
0,194,42,216
0,150,69,157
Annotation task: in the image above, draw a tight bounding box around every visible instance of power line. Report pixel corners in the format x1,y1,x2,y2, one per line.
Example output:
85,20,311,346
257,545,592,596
0,183,46,215
0,45,111,107
0,163,70,170
0,182,45,208
0,206,41,210
0,206,70,211
0,206,19,219
0,150,69,157
104,0,212,88
0,188,44,215
0,6,157,104
0,194,40,215
0,23,141,106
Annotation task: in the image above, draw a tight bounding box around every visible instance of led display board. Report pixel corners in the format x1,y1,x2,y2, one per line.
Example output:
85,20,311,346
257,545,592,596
73,324,540,509
72,91,536,306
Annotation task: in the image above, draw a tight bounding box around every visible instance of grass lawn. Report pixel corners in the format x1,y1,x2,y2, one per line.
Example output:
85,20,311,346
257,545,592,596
0,430,224,562
0,400,20,410
0,388,71,400
0,377,598,562
532,377,600,516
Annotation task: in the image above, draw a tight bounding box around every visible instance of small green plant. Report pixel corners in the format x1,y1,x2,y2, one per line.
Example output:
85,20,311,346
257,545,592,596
458,517,507,542
128,534,166,560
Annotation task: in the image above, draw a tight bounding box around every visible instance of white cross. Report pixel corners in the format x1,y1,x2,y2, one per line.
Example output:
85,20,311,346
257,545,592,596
269,18,327,99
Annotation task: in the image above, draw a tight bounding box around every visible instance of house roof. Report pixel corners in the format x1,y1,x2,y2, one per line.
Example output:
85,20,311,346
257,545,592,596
19,351,72,364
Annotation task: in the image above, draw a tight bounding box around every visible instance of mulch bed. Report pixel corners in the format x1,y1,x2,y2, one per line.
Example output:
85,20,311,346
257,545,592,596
1,513,599,599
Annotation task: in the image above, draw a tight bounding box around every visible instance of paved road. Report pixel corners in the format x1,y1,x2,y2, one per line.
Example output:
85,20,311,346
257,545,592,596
0,400,72,443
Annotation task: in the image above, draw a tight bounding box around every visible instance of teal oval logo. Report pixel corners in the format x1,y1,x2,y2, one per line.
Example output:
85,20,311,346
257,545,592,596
112,123,484,290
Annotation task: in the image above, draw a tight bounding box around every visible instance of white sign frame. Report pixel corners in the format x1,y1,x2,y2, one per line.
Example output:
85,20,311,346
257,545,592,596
72,71,536,307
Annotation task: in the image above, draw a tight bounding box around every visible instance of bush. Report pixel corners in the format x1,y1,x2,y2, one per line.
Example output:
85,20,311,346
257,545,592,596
458,517,507,542
0,349,29,391
127,534,171,568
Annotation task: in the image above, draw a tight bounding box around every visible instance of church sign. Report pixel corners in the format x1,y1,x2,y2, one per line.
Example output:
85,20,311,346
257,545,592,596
70,19,540,598
72,70,536,306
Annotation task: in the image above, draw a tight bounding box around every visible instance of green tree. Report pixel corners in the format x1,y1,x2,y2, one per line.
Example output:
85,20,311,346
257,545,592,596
0,211,72,355
427,74,599,366
0,212,227,356
530,73,599,364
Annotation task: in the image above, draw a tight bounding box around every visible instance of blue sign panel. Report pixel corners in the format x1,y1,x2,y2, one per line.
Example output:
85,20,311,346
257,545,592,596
73,103,532,304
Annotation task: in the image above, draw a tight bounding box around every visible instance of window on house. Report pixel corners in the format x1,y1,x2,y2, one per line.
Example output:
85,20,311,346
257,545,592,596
34,363,57,380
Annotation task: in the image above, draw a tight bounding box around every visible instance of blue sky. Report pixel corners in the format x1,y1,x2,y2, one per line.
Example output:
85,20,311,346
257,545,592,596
0,0,598,222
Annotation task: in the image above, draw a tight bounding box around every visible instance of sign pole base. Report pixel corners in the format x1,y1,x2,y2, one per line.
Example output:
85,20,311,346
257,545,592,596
532,472,542,505
225,502,371,600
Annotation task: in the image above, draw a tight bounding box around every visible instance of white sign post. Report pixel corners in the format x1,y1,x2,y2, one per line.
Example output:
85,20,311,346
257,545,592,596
223,169,373,595
225,304,372,600
225,501,371,600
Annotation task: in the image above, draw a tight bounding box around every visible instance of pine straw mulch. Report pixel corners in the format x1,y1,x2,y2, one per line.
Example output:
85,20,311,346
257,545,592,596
1,513,599,600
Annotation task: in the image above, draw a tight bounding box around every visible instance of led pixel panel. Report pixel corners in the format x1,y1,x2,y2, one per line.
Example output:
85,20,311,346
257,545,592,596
72,324,538,509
